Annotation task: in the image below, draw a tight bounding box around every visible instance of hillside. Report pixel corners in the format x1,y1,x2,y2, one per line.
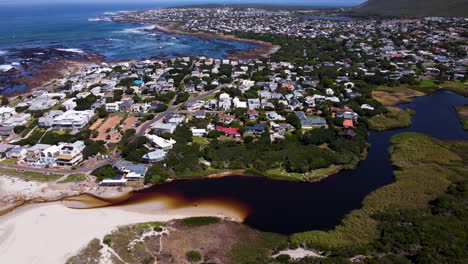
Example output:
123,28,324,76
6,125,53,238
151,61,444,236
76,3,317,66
353,0,468,17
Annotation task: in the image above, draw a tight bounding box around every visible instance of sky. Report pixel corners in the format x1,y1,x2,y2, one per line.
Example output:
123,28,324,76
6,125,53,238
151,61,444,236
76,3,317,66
0,0,367,6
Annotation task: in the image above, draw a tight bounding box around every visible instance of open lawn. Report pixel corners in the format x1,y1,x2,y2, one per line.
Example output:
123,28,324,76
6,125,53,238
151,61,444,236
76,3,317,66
368,107,414,131
192,136,210,145
0,167,63,182
0,159,18,165
372,87,426,105
291,132,465,249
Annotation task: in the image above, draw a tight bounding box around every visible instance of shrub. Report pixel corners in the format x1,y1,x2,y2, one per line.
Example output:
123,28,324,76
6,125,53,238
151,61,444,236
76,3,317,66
186,250,202,263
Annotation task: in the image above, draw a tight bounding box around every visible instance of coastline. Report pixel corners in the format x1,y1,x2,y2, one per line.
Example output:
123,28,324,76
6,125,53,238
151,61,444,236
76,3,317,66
113,19,281,60
4,55,104,99
0,201,244,264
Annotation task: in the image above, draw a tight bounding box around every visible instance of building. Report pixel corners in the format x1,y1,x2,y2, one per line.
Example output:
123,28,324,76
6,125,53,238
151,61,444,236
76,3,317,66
40,145,62,165
0,126,14,136
1,113,31,127
105,102,122,112
51,110,94,131
191,128,207,137
164,112,184,124
55,141,85,166
295,112,327,129
142,149,167,163
151,123,177,135
38,110,64,127
146,134,176,150
6,146,27,160
245,123,266,134
247,98,261,109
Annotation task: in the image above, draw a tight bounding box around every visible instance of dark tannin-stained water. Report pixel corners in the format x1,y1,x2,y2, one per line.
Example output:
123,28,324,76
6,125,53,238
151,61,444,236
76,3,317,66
74,91,468,235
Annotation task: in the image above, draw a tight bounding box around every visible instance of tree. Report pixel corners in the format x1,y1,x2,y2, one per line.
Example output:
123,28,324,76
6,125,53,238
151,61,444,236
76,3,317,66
186,250,201,263
1,96,9,106
207,130,221,139
287,112,302,129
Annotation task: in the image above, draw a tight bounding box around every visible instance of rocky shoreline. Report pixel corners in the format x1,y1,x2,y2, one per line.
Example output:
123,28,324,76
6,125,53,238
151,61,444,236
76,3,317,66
113,18,281,60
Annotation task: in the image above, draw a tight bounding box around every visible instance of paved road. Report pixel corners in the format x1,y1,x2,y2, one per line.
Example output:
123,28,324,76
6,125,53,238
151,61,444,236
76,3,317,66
133,83,229,140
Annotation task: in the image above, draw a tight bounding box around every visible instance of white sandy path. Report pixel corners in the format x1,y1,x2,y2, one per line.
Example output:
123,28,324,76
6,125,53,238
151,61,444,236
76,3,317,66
0,202,242,264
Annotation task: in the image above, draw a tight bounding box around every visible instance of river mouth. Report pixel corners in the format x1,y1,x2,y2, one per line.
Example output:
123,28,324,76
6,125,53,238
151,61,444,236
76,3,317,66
58,91,468,235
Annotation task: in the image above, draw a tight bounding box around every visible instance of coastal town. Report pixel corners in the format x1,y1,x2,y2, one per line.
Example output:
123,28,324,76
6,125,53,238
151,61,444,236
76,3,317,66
0,6,465,190
0,2,467,264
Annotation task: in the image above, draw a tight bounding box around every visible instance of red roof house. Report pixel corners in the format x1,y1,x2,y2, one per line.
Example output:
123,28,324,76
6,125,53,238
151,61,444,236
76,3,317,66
216,126,239,136
343,119,354,128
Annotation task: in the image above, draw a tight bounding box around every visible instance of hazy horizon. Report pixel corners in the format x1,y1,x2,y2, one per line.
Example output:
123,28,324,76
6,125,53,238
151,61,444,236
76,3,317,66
0,0,367,7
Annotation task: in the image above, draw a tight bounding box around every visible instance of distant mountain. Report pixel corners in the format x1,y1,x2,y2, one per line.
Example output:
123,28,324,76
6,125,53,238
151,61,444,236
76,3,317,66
353,0,468,17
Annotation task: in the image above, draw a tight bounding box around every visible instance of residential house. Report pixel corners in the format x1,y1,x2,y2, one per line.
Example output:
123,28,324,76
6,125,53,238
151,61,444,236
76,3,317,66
151,123,177,135
164,112,184,124
52,110,94,131
247,98,261,109
295,112,327,129
40,144,62,165
142,149,167,163
219,114,235,124
245,123,266,134
38,110,64,127
6,146,27,160
191,128,207,137
146,134,176,150
0,126,14,136
55,141,85,166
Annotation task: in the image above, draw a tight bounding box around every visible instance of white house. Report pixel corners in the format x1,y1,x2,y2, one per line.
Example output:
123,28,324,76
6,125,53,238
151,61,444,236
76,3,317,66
146,134,176,150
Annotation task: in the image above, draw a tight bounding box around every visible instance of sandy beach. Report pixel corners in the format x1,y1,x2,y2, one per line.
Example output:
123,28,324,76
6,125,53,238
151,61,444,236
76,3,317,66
0,199,243,264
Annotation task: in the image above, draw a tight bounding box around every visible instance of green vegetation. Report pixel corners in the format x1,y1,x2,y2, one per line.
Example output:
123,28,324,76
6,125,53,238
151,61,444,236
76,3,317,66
91,165,119,182
291,132,465,250
230,232,288,264
368,107,414,131
0,159,17,164
174,92,190,105
0,167,62,182
102,225,154,264
145,124,369,184
352,0,468,17
186,250,202,263
180,217,221,227
83,140,106,159
59,173,86,183
65,238,102,264
455,105,468,130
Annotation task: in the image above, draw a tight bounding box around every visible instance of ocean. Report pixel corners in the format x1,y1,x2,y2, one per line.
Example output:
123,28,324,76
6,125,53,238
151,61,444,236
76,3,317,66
0,2,262,94
0,2,259,61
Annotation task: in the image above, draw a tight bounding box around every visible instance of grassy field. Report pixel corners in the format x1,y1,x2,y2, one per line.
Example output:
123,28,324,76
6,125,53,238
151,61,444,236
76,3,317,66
191,136,210,145
368,107,414,131
0,159,18,164
58,173,86,183
372,87,426,105
291,132,465,249
0,167,63,182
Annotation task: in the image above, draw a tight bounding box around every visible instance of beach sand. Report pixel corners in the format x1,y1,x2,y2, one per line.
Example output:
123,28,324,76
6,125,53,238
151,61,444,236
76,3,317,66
0,200,243,264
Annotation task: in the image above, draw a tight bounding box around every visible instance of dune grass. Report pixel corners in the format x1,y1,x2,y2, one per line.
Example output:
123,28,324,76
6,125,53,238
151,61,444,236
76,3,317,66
291,132,464,249
180,217,220,227
59,173,86,183
368,107,414,131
